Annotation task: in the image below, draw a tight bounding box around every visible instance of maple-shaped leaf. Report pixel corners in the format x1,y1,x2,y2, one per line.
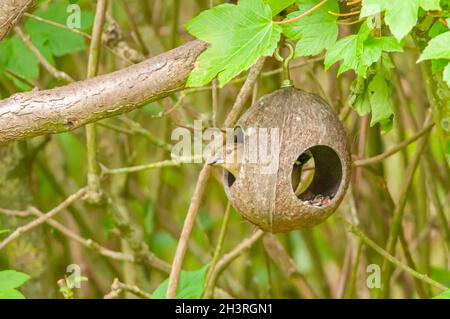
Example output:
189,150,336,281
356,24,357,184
283,0,339,57
361,0,441,41
0,270,30,299
264,0,296,16
324,22,372,75
418,31,450,86
368,70,394,128
325,22,402,77
185,0,281,87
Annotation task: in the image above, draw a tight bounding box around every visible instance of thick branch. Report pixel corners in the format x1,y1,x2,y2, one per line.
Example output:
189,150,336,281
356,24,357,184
0,0,35,41
0,40,207,145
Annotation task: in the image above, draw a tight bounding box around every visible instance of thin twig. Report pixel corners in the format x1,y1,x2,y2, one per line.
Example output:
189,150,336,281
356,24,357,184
203,202,232,298
85,0,107,203
380,111,434,297
104,278,151,299
166,163,212,298
340,218,448,292
120,0,148,55
423,159,450,245
107,199,171,273
262,233,317,298
4,68,35,89
302,229,332,297
15,26,75,83
0,188,86,251
102,160,180,175
212,79,219,127
165,59,266,299
204,230,264,299
98,118,172,152
26,208,133,262
171,0,181,48
23,12,135,64
183,56,323,94
353,122,435,167
24,12,91,37
223,57,266,128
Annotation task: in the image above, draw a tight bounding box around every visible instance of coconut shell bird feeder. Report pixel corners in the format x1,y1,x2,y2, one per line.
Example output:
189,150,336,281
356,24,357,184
222,44,351,233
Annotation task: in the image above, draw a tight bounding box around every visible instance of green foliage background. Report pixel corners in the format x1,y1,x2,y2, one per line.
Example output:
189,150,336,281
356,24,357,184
0,0,449,299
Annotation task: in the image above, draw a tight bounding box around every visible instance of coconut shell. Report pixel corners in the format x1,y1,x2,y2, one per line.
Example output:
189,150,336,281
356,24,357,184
223,87,351,232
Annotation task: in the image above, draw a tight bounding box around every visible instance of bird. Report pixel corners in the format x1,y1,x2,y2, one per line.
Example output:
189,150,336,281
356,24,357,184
207,143,244,177
292,151,313,196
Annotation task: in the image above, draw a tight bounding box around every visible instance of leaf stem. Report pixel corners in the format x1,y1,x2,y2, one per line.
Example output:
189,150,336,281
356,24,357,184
273,0,329,25
328,10,360,17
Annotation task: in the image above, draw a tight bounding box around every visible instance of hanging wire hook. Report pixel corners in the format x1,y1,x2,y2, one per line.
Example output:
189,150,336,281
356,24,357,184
274,41,295,88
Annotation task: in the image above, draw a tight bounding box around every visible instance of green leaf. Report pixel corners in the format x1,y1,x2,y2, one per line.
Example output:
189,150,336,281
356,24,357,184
431,266,450,287
444,62,450,86
25,4,94,57
0,36,40,90
431,58,448,74
0,270,31,290
264,0,296,15
418,31,450,61
354,86,372,116
433,289,450,299
68,275,88,288
358,36,403,75
0,270,30,299
325,35,359,75
152,265,208,299
0,289,26,299
349,54,395,128
283,0,339,57
0,3,94,91
380,1,418,41
360,0,390,17
325,19,403,77
324,22,372,75
419,0,441,11
368,70,394,128
185,0,282,87
428,20,449,38
361,0,426,40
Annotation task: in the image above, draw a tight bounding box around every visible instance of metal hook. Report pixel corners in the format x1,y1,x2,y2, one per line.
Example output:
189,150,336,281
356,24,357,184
275,41,295,88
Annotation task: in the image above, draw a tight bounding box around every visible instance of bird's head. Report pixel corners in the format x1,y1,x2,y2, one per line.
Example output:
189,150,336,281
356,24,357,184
207,143,244,177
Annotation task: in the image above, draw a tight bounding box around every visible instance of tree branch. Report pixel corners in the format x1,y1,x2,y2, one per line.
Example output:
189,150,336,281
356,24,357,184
0,0,35,41
0,40,207,145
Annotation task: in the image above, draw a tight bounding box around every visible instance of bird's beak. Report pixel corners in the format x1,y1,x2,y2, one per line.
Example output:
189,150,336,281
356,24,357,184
207,156,224,166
